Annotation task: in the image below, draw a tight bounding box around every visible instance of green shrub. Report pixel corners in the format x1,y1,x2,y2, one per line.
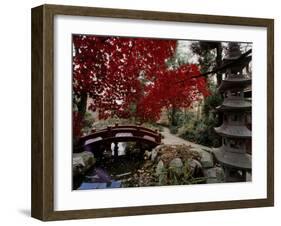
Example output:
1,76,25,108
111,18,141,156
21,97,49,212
173,92,222,147
178,113,221,147
203,92,223,115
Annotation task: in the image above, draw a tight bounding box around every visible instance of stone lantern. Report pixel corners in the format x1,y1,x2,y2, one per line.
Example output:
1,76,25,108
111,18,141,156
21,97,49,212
213,42,252,182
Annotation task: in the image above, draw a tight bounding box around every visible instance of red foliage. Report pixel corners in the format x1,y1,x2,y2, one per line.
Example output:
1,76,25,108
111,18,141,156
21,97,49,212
72,35,209,125
73,35,176,119
136,65,209,121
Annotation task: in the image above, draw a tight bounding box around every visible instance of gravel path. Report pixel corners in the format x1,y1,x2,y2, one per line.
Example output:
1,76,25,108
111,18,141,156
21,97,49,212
161,127,211,150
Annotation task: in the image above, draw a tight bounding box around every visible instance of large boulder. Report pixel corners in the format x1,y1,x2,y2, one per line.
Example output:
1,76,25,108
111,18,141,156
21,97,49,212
169,158,183,176
155,160,167,185
144,150,152,160
190,147,214,168
155,160,165,176
151,148,158,162
73,151,95,177
151,144,167,162
203,167,225,183
188,159,204,178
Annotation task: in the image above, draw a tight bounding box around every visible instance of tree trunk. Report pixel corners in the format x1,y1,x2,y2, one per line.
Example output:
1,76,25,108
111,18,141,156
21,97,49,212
74,44,88,118
77,93,87,118
216,43,223,86
170,106,177,126
215,43,224,126
196,99,202,120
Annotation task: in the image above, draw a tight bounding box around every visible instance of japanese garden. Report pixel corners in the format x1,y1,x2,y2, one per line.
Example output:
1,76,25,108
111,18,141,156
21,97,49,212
72,35,252,190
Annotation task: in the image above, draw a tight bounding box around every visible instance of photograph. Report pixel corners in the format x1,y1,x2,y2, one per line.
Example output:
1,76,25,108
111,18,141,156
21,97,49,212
71,35,252,190
30,3,274,221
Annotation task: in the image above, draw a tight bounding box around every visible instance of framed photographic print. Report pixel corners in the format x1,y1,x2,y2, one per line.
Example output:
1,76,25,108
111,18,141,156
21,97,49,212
31,4,274,221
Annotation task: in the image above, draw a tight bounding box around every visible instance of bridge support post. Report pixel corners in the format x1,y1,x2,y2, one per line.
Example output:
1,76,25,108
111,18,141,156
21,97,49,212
113,142,119,159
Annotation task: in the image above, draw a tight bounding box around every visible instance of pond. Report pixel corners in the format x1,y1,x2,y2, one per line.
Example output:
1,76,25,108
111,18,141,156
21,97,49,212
74,142,145,190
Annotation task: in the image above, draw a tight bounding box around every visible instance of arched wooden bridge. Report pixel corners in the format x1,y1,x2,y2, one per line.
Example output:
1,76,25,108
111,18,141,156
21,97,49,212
78,124,162,157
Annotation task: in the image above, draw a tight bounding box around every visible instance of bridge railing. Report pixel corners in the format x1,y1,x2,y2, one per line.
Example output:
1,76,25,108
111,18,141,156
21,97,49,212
78,124,162,148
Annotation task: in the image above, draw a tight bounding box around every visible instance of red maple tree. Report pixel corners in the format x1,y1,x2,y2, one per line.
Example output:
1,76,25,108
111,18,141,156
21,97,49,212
73,35,176,119
136,64,209,122
72,35,209,138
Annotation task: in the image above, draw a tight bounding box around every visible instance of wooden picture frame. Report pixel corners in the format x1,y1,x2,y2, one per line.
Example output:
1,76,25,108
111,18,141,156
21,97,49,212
31,4,274,221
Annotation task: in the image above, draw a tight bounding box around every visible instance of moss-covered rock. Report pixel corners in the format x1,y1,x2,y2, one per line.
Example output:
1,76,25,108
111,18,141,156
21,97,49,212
73,151,95,177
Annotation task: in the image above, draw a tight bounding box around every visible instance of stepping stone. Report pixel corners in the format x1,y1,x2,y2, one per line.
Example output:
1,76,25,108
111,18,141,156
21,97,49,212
97,183,107,189
78,182,109,190
78,182,99,190
109,181,122,188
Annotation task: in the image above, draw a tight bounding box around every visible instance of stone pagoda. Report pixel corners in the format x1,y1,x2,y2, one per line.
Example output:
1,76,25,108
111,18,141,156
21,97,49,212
213,42,252,182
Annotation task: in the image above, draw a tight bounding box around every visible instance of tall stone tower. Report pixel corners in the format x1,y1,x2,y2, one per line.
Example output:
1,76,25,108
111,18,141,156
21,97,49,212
213,42,252,182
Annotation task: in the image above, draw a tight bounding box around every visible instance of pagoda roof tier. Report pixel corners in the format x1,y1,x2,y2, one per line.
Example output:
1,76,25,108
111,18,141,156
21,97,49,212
214,124,251,138
218,76,251,92
223,56,240,61
223,73,251,81
216,99,251,111
213,148,251,170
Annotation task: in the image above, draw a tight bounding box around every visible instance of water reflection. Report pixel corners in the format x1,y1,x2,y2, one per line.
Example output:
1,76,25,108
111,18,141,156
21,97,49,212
111,142,126,156
78,167,121,190
76,142,128,190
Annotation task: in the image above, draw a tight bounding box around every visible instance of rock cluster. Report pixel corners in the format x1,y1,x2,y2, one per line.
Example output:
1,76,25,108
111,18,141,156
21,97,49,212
129,144,205,187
